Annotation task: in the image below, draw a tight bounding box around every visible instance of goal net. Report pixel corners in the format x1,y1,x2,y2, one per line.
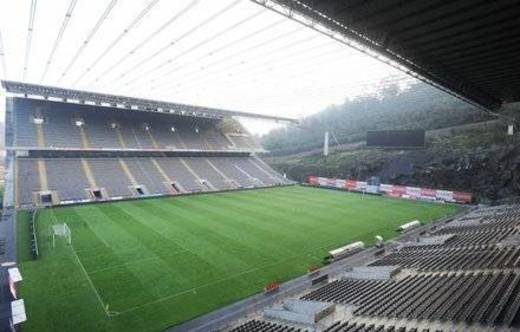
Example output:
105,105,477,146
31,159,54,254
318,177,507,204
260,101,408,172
51,223,71,247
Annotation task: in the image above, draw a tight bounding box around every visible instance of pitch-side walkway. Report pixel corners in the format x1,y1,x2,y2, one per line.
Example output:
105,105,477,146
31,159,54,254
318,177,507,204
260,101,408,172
168,247,379,332
0,208,17,263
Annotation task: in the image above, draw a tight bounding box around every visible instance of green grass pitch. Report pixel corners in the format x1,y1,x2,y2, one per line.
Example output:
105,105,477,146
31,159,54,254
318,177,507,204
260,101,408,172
16,186,462,332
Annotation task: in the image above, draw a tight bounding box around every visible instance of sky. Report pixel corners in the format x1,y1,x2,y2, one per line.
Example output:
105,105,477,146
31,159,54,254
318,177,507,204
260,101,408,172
0,0,415,135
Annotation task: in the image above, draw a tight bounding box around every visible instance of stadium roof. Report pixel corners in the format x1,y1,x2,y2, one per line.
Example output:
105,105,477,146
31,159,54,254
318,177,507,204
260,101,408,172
1,80,297,122
261,0,520,111
0,0,416,127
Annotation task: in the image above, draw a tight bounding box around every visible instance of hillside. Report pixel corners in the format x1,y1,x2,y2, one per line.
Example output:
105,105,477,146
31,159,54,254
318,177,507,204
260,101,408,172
261,82,493,156
262,82,520,202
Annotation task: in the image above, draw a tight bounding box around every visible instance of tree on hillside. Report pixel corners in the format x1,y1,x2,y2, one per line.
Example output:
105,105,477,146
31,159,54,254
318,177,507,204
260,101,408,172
261,82,492,156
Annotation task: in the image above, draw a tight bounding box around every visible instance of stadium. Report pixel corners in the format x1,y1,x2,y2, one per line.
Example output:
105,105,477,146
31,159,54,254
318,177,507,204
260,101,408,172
0,1,519,332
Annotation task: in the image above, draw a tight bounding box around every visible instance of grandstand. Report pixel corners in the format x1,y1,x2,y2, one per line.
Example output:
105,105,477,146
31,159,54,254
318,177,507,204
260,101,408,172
227,204,520,331
3,82,293,208
0,0,519,331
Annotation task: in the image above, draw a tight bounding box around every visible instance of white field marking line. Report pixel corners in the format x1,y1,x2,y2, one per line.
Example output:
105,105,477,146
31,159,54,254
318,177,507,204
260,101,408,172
75,245,110,253
93,230,111,248
49,210,113,316
125,199,362,271
87,256,161,275
191,254,376,331
75,245,189,264
113,245,330,316
62,206,188,262
51,209,111,248
115,259,289,315
76,212,112,248
70,199,404,316
69,243,113,317
86,249,190,275
126,205,204,259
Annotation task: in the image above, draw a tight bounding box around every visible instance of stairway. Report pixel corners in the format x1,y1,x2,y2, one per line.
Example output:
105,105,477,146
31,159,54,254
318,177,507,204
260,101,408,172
80,159,98,189
205,158,236,189
118,158,138,186
115,127,128,149
37,159,49,191
78,126,90,148
147,130,160,149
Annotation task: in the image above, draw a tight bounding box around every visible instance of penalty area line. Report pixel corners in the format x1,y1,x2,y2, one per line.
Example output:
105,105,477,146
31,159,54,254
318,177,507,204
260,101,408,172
115,247,324,316
69,244,115,317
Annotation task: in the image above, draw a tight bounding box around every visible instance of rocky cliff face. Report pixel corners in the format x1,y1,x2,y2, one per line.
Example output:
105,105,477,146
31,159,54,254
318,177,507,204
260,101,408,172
386,143,520,201
267,127,520,202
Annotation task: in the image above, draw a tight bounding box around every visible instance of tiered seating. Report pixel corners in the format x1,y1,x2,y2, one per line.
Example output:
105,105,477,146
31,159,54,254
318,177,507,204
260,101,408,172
370,246,520,271
11,98,258,150
147,121,184,149
11,97,292,207
13,103,39,146
229,135,256,149
45,158,91,200
123,158,171,195
155,157,201,192
16,158,40,204
434,219,520,235
446,208,520,227
183,157,229,190
211,157,257,187
233,157,284,185
296,205,520,328
81,111,121,147
117,118,151,149
352,271,520,325
399,227,518,251
301,279,385,305
303,271,520,326
230,319,307,332
231,319,443,332
205,129,233,149
43,109,83,148
16,157,290,206
177,126,206,150
87,158,135,197
324,321,442,332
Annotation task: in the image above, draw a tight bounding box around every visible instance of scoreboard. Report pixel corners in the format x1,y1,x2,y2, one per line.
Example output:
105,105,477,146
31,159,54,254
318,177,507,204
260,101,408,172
366,129,425,148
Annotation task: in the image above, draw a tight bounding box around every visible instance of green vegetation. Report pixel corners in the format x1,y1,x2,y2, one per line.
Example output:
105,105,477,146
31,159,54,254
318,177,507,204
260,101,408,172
17,186,461,332
268,125,519,201
260,82,520,201
261,81,493,156
269,127,510,181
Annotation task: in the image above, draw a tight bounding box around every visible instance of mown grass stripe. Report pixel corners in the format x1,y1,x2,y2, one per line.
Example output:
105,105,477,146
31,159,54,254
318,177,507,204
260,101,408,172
17,186,462,332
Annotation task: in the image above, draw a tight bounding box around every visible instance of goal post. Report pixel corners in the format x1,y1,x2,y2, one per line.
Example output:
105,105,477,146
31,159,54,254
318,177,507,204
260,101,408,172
51,223,72,248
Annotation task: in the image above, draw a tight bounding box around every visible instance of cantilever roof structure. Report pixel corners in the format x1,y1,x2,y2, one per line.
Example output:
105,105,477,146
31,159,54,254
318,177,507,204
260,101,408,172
260,0,520,111
1,80,297,122
0,0,411,123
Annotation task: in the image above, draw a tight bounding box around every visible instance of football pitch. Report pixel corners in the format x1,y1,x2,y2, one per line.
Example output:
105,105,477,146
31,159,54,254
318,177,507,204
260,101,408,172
16,185,462,332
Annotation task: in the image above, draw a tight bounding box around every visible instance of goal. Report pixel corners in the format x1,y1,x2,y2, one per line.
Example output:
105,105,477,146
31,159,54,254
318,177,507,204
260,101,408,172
51,223,72,247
